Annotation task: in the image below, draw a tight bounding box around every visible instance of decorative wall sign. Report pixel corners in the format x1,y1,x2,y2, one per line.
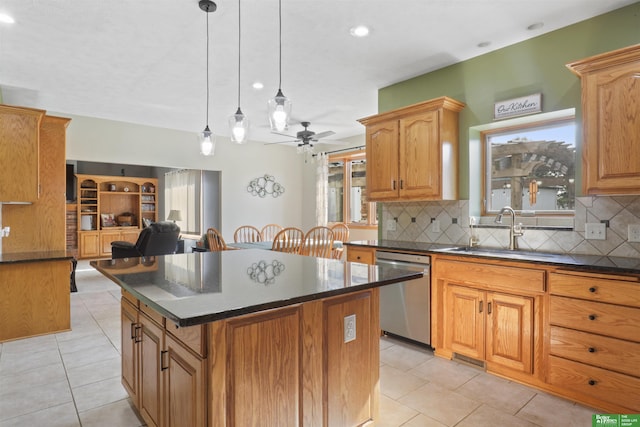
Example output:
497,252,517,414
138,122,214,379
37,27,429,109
247,174,285,198
247,260,285,285
494,93,542,120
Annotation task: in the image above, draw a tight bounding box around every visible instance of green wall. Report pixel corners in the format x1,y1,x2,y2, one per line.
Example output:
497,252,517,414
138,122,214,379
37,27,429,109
378,2,640,199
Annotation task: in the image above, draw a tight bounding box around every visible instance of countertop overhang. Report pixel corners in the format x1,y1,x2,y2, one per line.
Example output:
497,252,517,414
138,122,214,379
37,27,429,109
346,240,640,275
0,250,72,264
92,249,424,327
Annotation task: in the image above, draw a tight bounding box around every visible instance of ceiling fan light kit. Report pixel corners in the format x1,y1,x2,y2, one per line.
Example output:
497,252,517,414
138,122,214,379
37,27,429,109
198,0,217,156
268,0,292,132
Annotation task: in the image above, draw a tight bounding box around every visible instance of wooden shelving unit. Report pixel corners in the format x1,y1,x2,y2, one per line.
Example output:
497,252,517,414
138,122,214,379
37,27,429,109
76,174,158,259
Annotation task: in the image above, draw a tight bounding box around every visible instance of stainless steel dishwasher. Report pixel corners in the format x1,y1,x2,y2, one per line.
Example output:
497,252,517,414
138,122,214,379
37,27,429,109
376,251,431,346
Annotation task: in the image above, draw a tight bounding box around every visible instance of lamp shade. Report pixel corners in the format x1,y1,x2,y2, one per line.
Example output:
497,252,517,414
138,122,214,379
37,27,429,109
167,210,182,222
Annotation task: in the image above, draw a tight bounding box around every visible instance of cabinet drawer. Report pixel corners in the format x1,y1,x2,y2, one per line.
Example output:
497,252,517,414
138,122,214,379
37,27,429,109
549,272,640,308
436,259,545,293
346,247,375,265
140,301,165,327
548,355,640,411
121,289,139,308
166,322,207,358
550,296,640,342
550,326,640,376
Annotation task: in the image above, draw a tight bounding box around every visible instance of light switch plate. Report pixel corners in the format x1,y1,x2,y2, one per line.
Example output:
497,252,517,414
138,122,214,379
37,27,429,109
431,220,441,233
628,224,640,242
585,222,606,240
344,314,356,343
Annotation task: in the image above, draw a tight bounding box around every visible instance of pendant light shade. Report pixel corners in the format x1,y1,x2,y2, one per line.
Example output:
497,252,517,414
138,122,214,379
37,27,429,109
198,0,217,156
228,0,249,144
268,0,291,132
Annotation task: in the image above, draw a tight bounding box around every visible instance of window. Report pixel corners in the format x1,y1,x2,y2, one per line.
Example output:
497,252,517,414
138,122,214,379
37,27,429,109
164,169,199,234
482,115,576,215
327,151,377,227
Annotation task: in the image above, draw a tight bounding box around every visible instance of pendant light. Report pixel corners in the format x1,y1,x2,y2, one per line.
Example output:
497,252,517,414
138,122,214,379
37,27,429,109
267,0,292,132
228,0,249,144
198,0,217,156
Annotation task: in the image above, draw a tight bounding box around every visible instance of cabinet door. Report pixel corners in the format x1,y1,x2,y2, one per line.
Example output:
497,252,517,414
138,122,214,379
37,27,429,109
121,230,140,245
444,285,484,360
121,299,140,407
139,314,164,427
485,292,533,373
79,232,100,258
366,120,399,200
163,334,206,427
399,110,441,199
100,231,123,256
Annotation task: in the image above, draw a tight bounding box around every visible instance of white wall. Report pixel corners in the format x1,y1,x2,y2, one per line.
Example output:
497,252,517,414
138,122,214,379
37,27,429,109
62,113,306,240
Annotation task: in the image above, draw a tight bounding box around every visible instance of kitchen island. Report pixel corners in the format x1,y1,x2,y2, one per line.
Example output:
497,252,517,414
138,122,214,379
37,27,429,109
92,249,423,427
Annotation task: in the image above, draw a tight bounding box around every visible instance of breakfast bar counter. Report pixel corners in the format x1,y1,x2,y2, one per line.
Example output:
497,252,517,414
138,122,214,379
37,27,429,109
92,249,423,427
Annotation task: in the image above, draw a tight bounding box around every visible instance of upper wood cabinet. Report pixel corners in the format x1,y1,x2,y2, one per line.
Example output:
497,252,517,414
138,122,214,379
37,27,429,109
358,97,465,201
567,44,640,195
0,104,45,203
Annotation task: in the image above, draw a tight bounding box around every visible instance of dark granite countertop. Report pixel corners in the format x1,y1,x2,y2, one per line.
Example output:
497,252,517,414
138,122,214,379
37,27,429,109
91,249,424,327
345,240,640,275
0,250,72,264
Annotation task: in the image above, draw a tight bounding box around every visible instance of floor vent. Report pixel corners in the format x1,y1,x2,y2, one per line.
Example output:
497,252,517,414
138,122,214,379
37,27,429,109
452,353,485,369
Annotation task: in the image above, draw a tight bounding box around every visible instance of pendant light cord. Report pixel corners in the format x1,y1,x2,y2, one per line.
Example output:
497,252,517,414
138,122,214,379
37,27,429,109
205,6,210,127
237,0,242,109
278,0,282,90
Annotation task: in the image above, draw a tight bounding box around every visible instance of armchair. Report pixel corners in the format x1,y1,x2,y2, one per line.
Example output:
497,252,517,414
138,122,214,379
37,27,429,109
111,221,181,259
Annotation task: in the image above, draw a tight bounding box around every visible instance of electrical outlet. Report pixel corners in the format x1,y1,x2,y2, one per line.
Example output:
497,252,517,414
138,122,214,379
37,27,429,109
431,220,441,233
385,219,397,231
344,314,356,343
585,222,606,240
628,224,640,242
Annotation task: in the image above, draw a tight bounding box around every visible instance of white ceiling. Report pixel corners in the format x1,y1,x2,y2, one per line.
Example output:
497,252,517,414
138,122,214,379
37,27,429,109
0,0,635,146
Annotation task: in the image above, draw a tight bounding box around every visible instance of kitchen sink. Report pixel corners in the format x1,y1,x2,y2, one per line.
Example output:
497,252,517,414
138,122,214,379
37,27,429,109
439,246,565,262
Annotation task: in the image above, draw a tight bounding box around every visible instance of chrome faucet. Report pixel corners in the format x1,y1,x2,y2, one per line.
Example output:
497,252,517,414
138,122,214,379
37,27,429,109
495,206,524,250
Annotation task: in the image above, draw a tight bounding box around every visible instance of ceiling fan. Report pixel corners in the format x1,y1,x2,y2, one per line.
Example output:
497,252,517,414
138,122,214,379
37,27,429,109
268,121,335,147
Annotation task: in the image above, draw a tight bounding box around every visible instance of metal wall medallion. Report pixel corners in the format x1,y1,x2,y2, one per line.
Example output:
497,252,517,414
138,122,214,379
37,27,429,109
247,260,285,285
247,174,285,198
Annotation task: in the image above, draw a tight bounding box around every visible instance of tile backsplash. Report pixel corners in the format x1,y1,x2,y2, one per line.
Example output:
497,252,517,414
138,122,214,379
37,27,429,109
381,196,640,258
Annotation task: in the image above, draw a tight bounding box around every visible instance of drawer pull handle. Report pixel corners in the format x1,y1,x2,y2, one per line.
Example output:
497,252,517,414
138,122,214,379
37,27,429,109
479,301,483,313
588,379,597,386
588,314,597,321
161,350,169,371
588,347,596,353
588,287,597,293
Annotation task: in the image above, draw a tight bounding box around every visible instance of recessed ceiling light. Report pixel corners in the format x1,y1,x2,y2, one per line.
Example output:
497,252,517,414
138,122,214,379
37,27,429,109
477,41,491,48
349,25,369,38
252,81,264,90
0,13,15,24
527,22,544,31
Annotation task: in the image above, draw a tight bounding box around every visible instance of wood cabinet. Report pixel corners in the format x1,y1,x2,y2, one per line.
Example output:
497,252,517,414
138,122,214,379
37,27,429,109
547,270,640,413
0,104,44,203
122,294,207,427
346,245,376,265
433,257,544,380
358,97,464,201
77,174,158,258
567,44,640,195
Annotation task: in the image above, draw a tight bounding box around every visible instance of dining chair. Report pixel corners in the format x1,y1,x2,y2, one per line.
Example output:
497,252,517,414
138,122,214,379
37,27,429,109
301,226,334,258
234,225,263,243
330,223,350,260
260,223,283,241
207,227,229,251
271,227,304,254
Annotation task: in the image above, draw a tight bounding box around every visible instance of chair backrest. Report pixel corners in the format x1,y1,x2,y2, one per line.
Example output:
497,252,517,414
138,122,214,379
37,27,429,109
329,223,350,260
234,225,262,243
206,227,228,251
301,226,334,258
137,221,181,256
271,227,304,254
260,223,283,241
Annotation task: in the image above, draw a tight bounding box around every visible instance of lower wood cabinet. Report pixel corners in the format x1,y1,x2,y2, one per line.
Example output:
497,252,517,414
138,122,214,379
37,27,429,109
100,229,140,257
78,232,100,258
121,296,206,427
346,245,376,265
547,270,640,413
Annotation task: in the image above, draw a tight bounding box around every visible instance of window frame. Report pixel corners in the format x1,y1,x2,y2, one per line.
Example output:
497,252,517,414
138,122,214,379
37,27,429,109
328,150,377,229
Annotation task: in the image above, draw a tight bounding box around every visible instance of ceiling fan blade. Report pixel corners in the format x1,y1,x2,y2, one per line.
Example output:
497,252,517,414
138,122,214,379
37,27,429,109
312,131,335,140
264,139,300,145
270,131,296,138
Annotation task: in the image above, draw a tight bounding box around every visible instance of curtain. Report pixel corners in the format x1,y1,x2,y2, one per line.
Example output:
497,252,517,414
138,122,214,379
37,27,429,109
164,169,199,234
316,152,328,226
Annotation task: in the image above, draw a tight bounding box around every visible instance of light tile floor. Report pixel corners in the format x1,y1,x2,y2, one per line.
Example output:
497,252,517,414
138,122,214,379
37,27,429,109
0,261,599,426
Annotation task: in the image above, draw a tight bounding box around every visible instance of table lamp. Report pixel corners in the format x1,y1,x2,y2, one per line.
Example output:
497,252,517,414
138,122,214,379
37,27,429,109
167,210,182,223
